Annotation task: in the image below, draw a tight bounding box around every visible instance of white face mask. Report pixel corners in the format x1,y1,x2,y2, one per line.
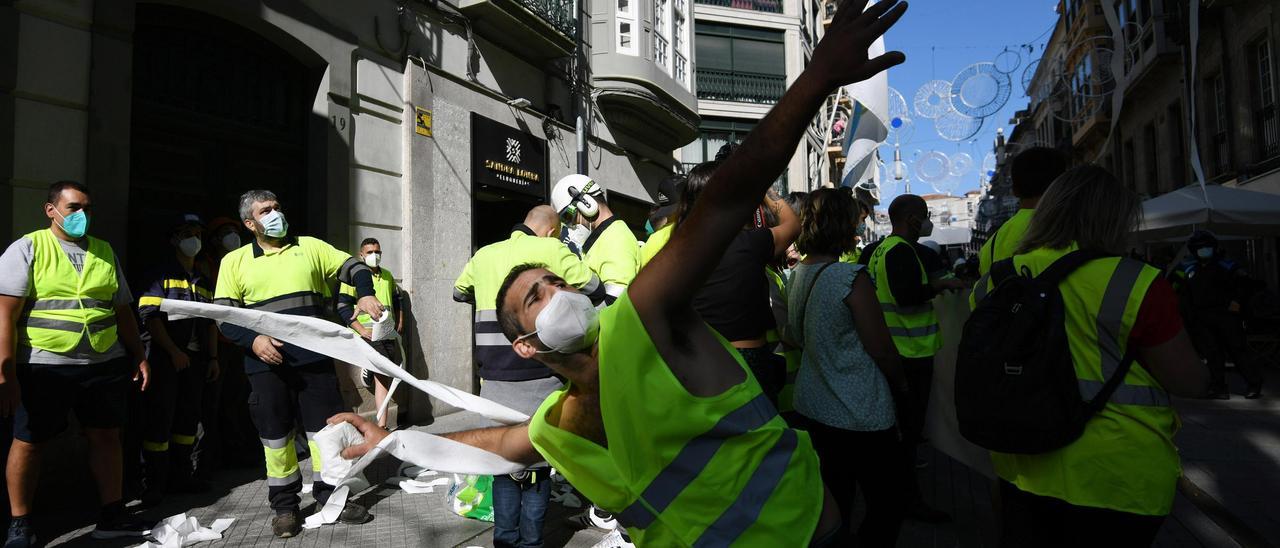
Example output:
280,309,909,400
565,224,592,248
258,209,289,238
919,218,934,238
516,289,600,354
178,236,202,258
364,252,381,268
221,232,241,251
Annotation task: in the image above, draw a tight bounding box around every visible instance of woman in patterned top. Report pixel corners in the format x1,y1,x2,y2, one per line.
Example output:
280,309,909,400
786,188,911,547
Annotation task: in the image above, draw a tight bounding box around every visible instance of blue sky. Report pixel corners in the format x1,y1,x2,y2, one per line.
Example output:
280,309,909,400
872,0,1060,203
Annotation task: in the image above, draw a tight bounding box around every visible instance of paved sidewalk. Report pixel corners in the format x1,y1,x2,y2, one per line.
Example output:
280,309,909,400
44,369,1280,547
48,412,612,547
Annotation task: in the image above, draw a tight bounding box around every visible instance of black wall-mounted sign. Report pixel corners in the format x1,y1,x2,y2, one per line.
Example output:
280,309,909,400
471,113,548,199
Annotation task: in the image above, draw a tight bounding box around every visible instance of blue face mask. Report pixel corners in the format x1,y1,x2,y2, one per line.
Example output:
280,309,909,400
856,222,868,234
1195,247,1214,260
56,209,89,239
258,209,289,238
644,219,655,236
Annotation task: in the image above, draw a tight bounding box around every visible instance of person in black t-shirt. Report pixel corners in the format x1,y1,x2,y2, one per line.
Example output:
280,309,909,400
675,160,800,404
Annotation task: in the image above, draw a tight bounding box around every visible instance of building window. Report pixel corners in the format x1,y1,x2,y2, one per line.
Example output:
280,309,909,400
672,0,690,88
682,118,788,188
1143,123,1158,194
617,0,637,55
693,0,782,14
1123,139,1136,191
1167,102,1186,188
654,0,670,71
1208,72,1231,175
1252,37,1279,160
694,23,786,103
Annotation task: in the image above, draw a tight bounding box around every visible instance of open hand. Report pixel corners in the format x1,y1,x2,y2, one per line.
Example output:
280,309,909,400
327,412,390,459
808,0,908,89
354,296,386,323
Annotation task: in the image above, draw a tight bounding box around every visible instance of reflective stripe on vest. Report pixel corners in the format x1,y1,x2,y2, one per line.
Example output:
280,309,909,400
991,247,1178,516
1087,258,1170,407
868,236,941,358
20,229,119,353
617,394,777,529
244,292,324,314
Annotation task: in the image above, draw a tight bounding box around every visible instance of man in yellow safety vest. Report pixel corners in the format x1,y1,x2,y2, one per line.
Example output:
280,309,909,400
0,181,154,545
332,2,909,544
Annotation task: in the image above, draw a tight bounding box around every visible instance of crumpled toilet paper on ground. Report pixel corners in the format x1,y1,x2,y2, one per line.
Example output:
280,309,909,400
133,514,233,548
159,301,533,530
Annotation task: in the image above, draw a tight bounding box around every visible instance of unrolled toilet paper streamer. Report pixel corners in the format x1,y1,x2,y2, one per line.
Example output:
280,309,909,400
159,300,533,528
160,300,528,425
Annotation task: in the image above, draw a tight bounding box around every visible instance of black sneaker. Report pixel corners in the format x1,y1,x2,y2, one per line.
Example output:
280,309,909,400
361,368,374,390
1207,387,1231,400
1245,385,1263,400
4,518,35,548
338,502,372,525
272,511,302,538
91,517,152,540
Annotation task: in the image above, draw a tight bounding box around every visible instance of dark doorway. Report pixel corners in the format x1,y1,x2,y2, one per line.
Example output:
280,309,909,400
473,185,545,250
128,4,319,282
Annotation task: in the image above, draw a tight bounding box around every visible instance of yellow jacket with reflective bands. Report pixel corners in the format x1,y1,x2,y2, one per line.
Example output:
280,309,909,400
979,245,1180,516
528,292,824,546
20,229,119,354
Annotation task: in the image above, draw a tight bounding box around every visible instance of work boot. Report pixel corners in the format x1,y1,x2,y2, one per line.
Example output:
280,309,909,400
4,517,35,548
338,502,372,525
169,443,212,494
139,450,170,508
1246,385,1263,400
272,511,302,538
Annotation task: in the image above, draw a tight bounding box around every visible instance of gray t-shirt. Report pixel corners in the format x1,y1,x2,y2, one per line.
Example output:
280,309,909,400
0,235,132,365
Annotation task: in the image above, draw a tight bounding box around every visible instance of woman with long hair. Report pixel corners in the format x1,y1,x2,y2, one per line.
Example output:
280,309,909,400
787,187,909,546
976,165,1208,546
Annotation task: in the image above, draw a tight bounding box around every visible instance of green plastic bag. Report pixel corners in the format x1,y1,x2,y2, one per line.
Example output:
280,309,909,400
447,474,494,522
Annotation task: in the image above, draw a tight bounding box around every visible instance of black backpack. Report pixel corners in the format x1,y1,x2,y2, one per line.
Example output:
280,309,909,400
955,250,1134,454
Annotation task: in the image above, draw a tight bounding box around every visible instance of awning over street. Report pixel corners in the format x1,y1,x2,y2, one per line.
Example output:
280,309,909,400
1134,184,1280,242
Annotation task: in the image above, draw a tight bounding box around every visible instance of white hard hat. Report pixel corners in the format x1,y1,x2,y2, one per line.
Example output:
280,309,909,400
551,174,605,223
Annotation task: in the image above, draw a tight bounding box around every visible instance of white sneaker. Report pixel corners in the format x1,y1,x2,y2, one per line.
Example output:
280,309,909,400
569,505,618,531
591,528,635,548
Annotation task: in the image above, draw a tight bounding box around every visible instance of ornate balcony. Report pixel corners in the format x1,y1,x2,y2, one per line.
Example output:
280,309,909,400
694,0,783,14
695,68,785,104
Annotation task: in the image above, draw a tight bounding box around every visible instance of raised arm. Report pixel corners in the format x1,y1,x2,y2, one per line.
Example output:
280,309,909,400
767,189,801,257
630,0,907,320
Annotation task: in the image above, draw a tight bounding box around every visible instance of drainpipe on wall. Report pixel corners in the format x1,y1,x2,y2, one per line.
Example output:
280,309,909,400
574,0,590,176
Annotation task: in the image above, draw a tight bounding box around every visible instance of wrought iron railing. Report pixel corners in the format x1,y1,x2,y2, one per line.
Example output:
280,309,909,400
521,0,577,39
696,68,785,104
694,0,783,14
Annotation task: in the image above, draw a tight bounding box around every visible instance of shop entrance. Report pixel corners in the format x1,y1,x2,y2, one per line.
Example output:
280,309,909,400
472,186,546,250
128,4,319,281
